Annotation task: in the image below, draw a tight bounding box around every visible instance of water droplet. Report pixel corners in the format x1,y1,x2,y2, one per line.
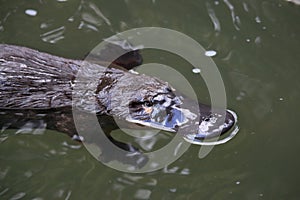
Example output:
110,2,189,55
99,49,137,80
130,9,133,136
25,9,38,16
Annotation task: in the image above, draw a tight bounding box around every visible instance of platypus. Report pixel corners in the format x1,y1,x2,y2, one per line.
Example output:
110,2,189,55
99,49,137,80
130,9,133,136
0,44,237,155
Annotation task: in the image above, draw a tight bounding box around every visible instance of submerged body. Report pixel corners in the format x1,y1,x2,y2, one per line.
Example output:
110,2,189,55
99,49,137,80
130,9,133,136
0,44,237,150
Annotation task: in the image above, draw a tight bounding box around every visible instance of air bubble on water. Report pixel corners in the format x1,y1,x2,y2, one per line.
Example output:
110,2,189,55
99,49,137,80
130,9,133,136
205,50,217,57
25,9,38,16
169,188,177,193
68,17,74,22
255,16,261,23
192,68,201,74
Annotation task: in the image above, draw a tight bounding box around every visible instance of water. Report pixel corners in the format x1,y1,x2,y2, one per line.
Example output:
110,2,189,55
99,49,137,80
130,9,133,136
0,0,300,199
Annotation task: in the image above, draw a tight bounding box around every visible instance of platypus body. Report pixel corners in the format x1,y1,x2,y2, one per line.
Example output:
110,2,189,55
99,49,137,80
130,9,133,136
0,44,237,159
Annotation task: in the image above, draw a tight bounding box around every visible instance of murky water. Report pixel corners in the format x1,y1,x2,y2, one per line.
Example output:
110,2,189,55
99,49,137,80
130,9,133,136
1,0,300,199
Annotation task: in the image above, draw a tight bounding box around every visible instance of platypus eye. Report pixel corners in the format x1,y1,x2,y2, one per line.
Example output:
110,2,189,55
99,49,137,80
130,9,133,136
144,101,153,107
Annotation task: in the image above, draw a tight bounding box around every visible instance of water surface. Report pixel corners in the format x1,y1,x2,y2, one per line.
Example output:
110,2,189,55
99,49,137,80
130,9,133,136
0,0,299,199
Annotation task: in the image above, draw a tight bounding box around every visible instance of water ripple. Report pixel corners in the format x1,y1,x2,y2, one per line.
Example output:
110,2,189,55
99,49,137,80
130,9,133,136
112,174,158,199
0,188,9,196
223,0,241,30
15,121,46,135
71,1,112,32
9,192,26,200
40,26,65,44
87,2,111,26
206,2,221,32
163,165,190,175
134,189,151,199
0,167,10,180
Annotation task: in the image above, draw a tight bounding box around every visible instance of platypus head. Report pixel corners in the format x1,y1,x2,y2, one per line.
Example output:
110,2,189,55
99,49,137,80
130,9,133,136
126,91,237,140
126,89,187,132
107,72,237,139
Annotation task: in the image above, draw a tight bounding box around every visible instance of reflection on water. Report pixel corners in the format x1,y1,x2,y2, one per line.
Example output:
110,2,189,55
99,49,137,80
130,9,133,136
1,0,300,199
206,2,221,32
40,1,113,44
223,0,241,31
41,26,65,44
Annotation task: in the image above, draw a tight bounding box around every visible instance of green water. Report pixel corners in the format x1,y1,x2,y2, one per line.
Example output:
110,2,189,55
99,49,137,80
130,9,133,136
0,0,300,199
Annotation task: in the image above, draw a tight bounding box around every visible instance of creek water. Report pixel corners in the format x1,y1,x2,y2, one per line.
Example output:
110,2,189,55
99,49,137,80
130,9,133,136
0,0,299,199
